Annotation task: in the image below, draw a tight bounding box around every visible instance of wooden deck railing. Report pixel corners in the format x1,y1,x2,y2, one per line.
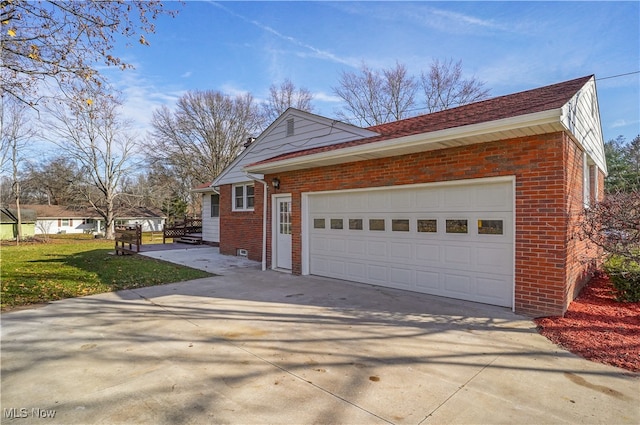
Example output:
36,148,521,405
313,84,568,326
115,224,142,255
162,217,202,243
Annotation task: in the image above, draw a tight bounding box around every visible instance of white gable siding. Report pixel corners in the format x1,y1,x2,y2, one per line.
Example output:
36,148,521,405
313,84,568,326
561,77,607,173
214,110,377,186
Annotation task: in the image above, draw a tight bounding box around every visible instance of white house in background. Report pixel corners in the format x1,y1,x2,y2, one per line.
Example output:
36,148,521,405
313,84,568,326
21,205,166,235
192,182,220,244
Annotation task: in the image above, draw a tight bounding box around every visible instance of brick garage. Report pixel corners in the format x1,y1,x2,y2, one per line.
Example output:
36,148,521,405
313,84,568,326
209,75,606,318
257,131,602,317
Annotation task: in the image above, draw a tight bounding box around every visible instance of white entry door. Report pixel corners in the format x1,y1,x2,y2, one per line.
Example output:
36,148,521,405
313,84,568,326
275,196,292,270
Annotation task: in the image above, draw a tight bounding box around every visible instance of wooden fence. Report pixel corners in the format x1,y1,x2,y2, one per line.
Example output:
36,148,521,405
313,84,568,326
115,224,142,255
163,217,202,243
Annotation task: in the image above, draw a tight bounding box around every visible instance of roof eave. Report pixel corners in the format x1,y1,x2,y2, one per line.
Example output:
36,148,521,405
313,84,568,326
244,109,563,174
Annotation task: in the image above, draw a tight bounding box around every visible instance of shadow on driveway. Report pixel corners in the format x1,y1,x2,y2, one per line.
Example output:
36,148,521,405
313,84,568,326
2,269,638,425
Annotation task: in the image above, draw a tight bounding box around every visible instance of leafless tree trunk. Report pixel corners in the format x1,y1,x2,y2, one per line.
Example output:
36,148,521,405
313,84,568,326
262,79,314,122
1,99,35,244
44,88,137,239
420,58,490,113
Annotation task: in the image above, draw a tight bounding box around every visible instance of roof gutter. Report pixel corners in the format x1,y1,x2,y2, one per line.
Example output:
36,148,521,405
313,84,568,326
245,109,562,174
245,173,267,271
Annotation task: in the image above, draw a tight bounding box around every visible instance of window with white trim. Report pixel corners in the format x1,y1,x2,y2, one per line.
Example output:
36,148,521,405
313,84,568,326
233,183,255,211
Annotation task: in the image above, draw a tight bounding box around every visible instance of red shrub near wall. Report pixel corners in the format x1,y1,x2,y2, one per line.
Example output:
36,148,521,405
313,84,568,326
260,131,594,317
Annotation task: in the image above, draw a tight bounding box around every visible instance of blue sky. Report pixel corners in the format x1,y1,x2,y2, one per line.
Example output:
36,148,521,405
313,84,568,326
106,1,640,143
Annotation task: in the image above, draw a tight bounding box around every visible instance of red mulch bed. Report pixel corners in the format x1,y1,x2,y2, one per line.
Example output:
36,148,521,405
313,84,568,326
535,273,640,372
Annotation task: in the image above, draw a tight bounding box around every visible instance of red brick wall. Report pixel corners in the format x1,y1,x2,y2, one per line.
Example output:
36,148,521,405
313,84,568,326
261,131,596,317
219,183,265,262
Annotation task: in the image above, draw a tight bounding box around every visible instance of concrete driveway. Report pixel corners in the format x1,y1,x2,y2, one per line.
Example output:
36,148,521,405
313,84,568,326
1,249,638,424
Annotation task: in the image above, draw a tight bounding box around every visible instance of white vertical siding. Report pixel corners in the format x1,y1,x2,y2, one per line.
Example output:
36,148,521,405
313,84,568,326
201,193,220,243
561,77,607,173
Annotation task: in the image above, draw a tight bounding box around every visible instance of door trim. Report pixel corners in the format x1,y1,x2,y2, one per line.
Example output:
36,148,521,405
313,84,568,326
271,193,292,272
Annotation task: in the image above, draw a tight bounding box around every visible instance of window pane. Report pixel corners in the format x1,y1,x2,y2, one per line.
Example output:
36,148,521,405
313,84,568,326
313,218,325,229
235,186,244,209
246,185,255,208
446,219,468,234
369,219,385,231
392,219,410,231
211,194,220,217
348,218,363,230
330,218,343,229
478,219,503,235
417,219,437,233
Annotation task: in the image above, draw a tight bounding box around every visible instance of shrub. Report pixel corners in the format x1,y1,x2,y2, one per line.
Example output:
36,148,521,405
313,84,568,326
604,256,640,302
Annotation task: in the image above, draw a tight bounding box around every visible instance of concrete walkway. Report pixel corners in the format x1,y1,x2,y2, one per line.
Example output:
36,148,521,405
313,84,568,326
1,248,638,424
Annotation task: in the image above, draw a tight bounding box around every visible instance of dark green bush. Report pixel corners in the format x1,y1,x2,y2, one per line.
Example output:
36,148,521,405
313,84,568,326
604,257,640,302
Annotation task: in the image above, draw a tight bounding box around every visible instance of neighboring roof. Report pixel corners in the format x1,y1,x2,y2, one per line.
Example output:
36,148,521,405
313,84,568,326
191,181,216,193
115,207,166,219
17,205,165,219
1,208,37,223
245,76,606,173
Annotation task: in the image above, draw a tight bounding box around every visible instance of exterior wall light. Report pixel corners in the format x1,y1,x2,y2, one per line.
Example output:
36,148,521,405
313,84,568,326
272,178,280,189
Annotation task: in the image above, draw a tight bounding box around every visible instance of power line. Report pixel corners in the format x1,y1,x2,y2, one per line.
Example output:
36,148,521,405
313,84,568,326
596,71,640,81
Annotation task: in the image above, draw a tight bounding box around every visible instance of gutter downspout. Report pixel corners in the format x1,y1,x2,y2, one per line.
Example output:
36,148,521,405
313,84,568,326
245,173,267,271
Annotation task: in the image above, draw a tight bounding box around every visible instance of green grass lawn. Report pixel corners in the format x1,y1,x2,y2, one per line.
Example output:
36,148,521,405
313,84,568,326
0,236,212,310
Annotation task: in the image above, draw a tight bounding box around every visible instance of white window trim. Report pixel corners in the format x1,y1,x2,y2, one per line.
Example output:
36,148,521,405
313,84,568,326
232,183,255,211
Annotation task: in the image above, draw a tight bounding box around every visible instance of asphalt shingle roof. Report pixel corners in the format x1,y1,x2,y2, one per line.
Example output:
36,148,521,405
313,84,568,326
250,75,592,166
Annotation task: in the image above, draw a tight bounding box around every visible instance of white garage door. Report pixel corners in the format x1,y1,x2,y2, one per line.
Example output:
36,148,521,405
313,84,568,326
307,179,514,307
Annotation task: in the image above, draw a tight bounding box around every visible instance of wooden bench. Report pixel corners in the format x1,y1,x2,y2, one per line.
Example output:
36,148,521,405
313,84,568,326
115,224,142,255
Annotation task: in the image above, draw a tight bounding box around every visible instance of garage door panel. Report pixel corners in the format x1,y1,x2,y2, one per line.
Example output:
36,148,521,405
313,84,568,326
347,262,366,279
347,239,366,256
327,258,345,276
311,236,328,252
329,238,346,253
415,243,441,262
477,246,512,269
390,191,412,209
416,270,441,290
308,180,514,308
444,273,472,294
477,276,510,299
367,264,388,283
444,245,471,266
366,241,387,257
389,241,413,260
390,267,413,287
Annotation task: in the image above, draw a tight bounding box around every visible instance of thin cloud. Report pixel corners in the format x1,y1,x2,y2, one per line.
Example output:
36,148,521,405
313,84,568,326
206,1,357,67
181,71,192,78
611,119,640,129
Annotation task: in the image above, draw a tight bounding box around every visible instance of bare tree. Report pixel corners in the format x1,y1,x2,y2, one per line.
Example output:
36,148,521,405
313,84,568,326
1,0,179,106
145,90,263,212
44,88,137,239
420,58,490,113
22,156,81,205
334,62,417,126
1,99,36,243
579,191,640,267
262,79,314,123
